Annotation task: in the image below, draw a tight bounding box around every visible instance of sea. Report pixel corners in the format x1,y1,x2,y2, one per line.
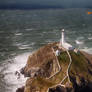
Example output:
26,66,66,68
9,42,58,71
0,8,92,92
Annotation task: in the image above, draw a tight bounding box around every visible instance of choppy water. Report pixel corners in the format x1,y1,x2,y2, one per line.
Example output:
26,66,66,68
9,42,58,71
0,8,92,92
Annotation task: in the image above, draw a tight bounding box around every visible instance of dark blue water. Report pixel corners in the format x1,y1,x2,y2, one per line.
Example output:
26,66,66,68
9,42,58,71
0,8,92,92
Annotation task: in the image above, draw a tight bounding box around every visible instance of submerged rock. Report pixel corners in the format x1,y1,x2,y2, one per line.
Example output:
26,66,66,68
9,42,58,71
16,42,92,92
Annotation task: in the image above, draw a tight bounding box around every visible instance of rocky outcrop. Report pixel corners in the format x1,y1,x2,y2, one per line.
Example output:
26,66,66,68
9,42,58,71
16,42,92,92
21,42,60,78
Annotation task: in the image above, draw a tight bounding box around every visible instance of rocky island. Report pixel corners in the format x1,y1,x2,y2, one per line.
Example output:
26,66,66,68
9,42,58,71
16,29,92,92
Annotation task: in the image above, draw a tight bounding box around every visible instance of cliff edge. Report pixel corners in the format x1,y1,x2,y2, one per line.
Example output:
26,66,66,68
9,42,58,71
16,42,92,92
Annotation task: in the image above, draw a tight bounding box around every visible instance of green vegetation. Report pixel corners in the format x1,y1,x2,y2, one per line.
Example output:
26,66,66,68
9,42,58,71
58,51,70,66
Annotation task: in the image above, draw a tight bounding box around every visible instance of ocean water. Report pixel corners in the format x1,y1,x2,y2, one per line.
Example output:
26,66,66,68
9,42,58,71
0,8,92,92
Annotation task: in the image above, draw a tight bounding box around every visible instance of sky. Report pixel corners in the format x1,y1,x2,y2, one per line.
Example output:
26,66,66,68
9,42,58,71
0,0,92,9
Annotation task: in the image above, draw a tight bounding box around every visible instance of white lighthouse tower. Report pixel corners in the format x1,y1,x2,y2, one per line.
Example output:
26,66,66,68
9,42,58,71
60,29,74,50
61,29,65,45
60,29,65,46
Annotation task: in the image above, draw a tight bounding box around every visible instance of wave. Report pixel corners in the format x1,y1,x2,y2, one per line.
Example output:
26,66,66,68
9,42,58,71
18,45,31,50
25,28,33,31
0,52,30,92
82,47,92,54
15,33,23,36
88,37,92,40
75,40,84,45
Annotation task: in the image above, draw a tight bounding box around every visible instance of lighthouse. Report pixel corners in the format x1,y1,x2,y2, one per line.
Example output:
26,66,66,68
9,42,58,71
60,29,74,50
60,29,65,46
61,29,65,45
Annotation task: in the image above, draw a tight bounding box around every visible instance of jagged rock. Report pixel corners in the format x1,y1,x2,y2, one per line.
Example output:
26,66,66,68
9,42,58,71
16,42,92,92
16,86,24,92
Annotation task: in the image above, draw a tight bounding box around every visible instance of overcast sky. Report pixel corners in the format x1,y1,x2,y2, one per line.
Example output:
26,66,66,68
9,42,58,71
0,0,92,9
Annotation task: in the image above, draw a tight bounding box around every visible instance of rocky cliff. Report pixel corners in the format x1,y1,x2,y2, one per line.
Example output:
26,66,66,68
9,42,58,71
16,42,92,92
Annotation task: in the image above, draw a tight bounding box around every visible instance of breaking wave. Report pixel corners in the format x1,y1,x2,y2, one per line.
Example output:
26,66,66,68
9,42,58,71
0,52,30,92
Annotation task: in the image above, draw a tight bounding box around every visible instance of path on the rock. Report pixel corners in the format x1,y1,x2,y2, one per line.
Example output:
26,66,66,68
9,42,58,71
60,50,72,84
46,48,61,79
48,48,72,84
66,50,72,83
47,48,73,92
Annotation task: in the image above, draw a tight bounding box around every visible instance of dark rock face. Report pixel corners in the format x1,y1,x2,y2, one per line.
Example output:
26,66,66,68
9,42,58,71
49,86,67,92
73,82,92,92
49,82,92,92
70,75,92,92
20,67,25,75
16,86,24,92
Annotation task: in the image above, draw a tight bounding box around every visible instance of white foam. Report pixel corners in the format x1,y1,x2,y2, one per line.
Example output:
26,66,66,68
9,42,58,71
18,45,31,50
25,28,33,31
75,40,84,45
0,52,31,92
88,37,92,40
14,43,32,50
15,33,23,36
45,40,53,43
82,48,92,54
30,42,35,46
